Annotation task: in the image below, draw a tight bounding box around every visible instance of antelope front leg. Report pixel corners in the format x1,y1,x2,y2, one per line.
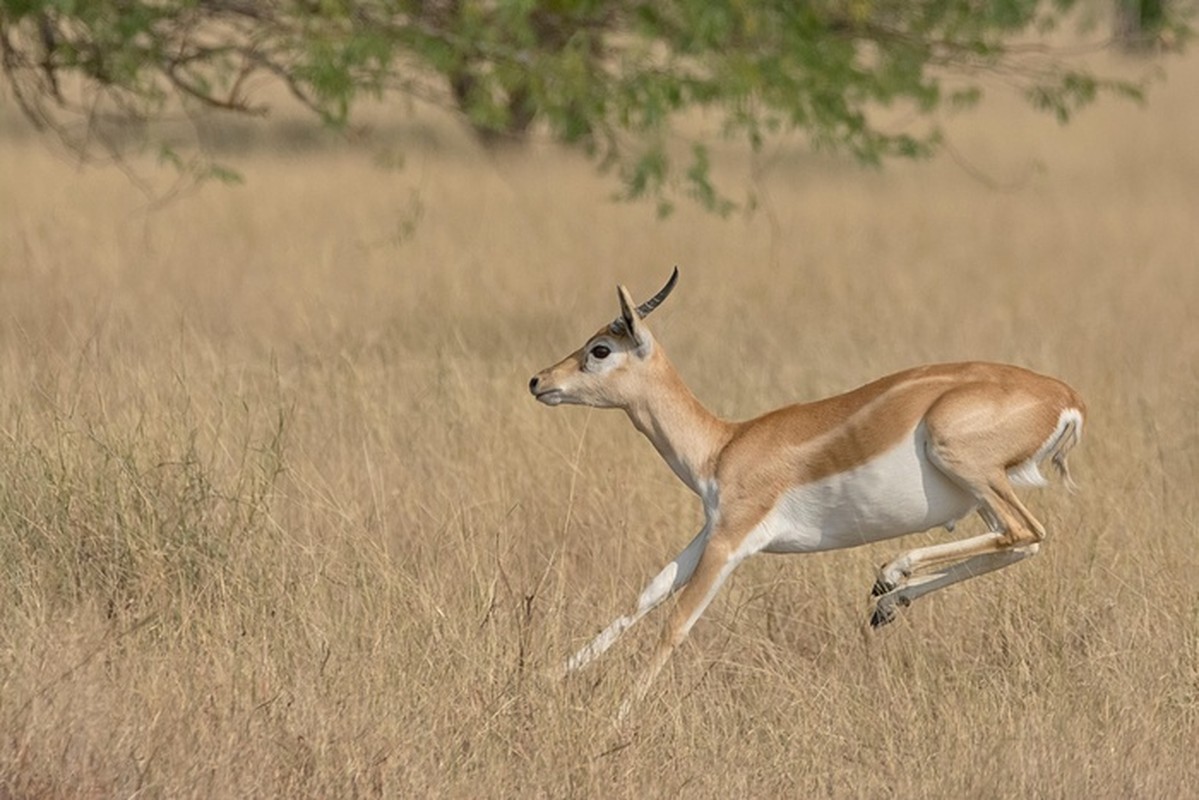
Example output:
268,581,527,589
563,526,709,674
622,536,751,717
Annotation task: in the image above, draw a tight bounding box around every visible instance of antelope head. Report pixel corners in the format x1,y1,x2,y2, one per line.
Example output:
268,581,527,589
528,267,679,409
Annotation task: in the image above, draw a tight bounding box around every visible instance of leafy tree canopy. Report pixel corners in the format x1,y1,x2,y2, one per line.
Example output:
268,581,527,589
0,0,1191,213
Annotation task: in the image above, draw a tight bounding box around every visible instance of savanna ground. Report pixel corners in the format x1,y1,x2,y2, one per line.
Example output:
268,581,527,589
2,44,1198,798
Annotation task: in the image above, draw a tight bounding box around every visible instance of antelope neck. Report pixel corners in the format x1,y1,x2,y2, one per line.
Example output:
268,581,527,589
622,353,733,496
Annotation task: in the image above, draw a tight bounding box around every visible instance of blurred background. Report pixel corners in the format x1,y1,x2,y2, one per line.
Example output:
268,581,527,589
1,2,1197,796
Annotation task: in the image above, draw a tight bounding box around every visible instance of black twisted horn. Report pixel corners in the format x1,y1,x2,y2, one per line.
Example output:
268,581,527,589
609,267,680,336
635,266,679,318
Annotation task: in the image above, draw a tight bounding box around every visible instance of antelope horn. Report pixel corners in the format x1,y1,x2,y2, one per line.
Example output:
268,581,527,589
609,267,680,336
635,266,679,318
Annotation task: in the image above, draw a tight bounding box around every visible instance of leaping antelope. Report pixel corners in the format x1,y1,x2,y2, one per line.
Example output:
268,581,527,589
529,268,1084,705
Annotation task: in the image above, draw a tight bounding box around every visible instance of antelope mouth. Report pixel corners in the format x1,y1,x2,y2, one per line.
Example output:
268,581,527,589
534,389,566,406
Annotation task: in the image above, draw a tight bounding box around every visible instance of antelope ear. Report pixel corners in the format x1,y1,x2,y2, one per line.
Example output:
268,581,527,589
617,284,652,355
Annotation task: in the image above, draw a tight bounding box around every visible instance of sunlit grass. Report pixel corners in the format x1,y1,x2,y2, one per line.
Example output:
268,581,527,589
1,50,1197,797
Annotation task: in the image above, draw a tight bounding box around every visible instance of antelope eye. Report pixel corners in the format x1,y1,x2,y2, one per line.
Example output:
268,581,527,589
590,344,611,360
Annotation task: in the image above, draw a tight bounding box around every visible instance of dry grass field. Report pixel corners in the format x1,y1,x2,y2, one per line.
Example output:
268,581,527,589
2,46,1198,798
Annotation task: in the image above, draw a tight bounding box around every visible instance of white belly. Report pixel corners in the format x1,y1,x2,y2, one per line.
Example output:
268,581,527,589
754,425,977,554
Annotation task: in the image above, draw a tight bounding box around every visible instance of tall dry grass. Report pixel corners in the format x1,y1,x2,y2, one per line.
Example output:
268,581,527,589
1,49,1197,798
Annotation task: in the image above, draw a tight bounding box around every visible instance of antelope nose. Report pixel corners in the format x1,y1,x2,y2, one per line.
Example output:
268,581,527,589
528,375,540,394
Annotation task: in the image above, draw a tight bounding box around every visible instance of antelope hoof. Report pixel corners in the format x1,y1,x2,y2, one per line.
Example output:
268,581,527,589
869,602,897,629
869,591,914,628
871,563,906,597
872,559,913,598
870,573,897,598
